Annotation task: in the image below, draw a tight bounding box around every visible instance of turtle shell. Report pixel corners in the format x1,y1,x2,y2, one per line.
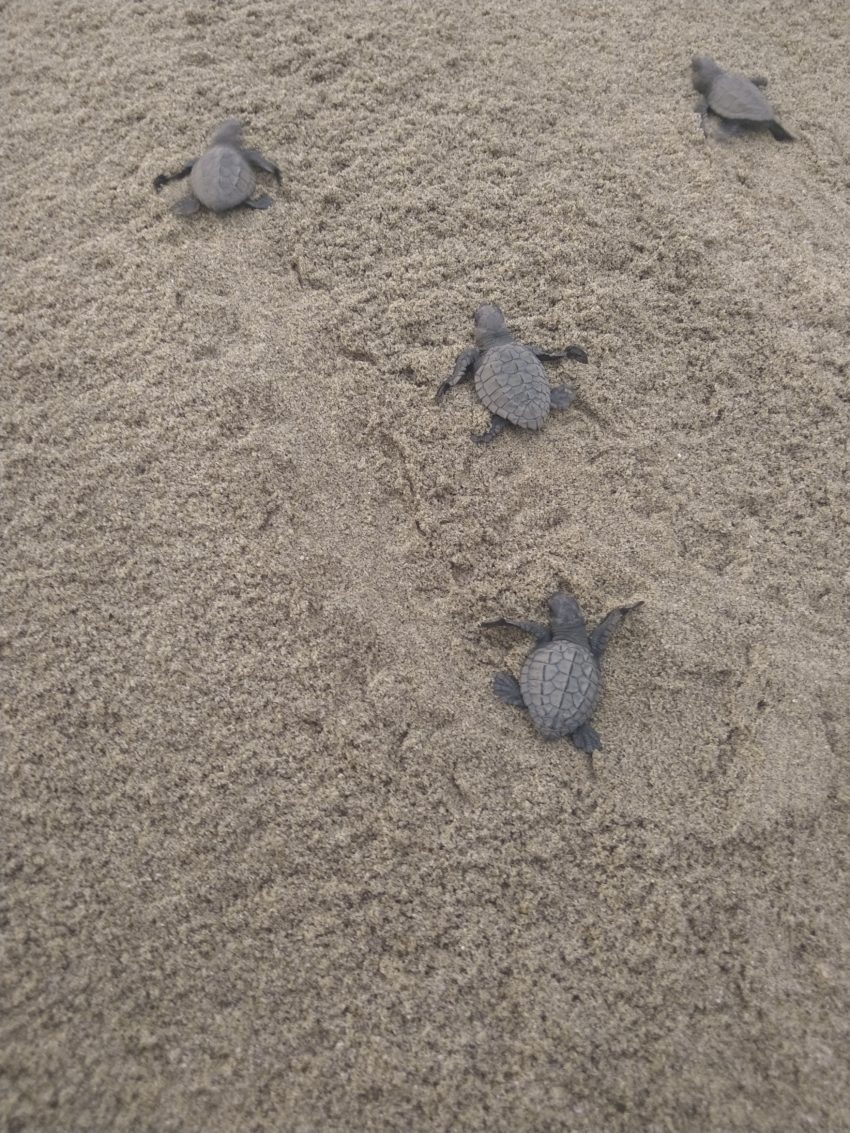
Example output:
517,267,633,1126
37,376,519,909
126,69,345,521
708,72,775,123
190,145,256,211
474,343,551,430
520,639,600,740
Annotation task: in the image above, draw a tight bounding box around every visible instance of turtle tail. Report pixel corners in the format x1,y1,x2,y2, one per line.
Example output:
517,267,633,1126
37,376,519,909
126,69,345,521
768,120,794,142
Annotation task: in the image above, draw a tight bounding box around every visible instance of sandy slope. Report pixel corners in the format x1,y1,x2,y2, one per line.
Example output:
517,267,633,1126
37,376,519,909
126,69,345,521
2,1,848,1130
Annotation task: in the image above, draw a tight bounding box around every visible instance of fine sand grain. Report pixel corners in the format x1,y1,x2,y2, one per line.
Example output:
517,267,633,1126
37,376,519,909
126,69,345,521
2,1,848,1130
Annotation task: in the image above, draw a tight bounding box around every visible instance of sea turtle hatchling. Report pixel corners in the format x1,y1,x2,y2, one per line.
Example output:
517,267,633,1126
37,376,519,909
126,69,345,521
691,56,794,142
482,592,642,753
153,119,282,215
435,304,588,444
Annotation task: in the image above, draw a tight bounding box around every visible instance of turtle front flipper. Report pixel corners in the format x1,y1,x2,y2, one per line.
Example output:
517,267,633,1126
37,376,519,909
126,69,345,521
562,345,589,363
527,343,588,364
436,347,479,403
570,722,601,753
481,617,551,643
493,672,525,708
589,601,643,664
153,162,195,192
694,96,712,136
768,120,794,142
243,149,283,184
472,414,508,445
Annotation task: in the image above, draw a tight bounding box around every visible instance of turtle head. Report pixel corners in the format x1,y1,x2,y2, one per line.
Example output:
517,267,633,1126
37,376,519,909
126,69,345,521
209,119,245,147
691,55,721,93
548,592,583,625
473,303,511,349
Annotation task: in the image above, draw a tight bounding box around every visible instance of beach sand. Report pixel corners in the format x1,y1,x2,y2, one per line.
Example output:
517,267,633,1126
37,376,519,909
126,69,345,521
2,1,848,1130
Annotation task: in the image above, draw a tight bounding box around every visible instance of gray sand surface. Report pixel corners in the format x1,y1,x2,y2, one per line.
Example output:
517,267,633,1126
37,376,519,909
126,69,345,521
2,1,848,1130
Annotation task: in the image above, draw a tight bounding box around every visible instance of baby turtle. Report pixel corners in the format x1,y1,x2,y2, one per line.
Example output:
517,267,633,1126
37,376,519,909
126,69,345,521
482,592,642,753
691,56,793,142
435,304,588,444
153,119,282,214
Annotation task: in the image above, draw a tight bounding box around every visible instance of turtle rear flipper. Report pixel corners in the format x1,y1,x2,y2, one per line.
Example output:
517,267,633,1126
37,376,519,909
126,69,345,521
550,386,575,411
570,722,601,753
172,196,200,216
245,194,273,210
493,672,525,708
769,120,794,142
472,414,508,445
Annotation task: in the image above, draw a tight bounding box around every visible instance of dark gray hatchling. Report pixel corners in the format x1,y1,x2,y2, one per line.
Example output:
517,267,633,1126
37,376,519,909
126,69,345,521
482,592,642,753
435,304,588,444
691,56,793,142
153,119,282,215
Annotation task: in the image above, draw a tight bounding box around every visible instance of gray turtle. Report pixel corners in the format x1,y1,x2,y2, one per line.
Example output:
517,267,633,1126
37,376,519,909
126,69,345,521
153,119,282,215
482,592,642,753
435,304,588,444
691,56,793,142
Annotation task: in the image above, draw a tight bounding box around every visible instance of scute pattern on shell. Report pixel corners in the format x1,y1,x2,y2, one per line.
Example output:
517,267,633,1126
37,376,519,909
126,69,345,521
708,72,775,122
474,343,551,429
520,640,601,739
191,145,256,211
